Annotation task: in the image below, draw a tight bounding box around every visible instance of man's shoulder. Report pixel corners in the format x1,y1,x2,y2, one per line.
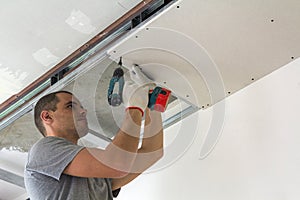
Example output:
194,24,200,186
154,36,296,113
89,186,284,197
30,137,75,154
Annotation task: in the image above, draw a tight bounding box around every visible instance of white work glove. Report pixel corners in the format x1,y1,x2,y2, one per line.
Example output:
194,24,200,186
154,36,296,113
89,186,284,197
122,65,155,115
130,65,155,88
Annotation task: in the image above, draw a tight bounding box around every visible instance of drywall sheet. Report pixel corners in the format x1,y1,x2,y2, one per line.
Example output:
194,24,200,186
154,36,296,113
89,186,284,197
108,0,300,108
0,0,141,104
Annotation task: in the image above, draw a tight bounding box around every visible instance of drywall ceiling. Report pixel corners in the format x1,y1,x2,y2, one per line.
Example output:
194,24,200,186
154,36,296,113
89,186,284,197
108,0,300,159
0,0,140,104
109,0,300,109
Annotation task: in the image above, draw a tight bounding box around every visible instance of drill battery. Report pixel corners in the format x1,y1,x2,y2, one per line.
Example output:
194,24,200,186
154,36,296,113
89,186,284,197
148,87,171,112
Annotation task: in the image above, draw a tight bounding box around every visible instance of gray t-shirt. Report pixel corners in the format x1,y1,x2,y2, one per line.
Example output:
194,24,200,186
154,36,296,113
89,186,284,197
24,136,119,200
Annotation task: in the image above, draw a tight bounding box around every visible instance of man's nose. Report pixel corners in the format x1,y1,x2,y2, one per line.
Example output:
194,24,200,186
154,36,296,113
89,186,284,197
80,107,87,116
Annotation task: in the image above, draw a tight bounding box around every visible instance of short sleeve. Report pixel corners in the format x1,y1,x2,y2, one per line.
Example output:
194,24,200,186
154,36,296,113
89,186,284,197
112,188,121,198
26,137,84,180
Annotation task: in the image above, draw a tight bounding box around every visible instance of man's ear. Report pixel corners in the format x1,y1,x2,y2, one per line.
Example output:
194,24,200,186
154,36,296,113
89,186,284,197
40,110,53,124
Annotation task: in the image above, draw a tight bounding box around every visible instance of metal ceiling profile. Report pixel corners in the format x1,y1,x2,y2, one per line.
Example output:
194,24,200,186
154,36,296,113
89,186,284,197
0,0,176,132
0,168,25,189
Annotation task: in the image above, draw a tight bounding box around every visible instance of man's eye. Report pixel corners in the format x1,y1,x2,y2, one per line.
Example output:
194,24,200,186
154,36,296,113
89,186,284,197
67,105,73,108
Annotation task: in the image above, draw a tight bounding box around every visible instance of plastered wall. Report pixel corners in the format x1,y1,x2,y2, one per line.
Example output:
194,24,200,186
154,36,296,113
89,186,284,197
116,59,300,200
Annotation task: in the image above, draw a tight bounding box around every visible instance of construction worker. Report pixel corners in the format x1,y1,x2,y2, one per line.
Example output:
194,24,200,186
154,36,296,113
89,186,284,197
24,66,164,200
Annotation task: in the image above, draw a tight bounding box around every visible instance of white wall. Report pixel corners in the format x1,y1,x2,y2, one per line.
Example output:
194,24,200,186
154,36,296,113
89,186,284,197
116,58,300,200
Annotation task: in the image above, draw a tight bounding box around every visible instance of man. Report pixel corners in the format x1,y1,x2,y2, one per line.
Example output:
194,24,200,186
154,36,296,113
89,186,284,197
24,66,164,199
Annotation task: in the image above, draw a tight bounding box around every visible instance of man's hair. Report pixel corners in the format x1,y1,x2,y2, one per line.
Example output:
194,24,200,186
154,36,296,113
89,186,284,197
34,91,73,137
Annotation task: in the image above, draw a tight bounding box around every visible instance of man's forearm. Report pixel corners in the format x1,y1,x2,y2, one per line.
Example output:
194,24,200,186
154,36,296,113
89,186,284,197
128,109,164,172
116,109,164,173
111,109,164,189
112,109,143,152
140,109,164,152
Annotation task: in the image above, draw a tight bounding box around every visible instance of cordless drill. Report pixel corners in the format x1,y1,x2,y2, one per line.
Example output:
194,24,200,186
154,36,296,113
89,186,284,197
108,67,171,112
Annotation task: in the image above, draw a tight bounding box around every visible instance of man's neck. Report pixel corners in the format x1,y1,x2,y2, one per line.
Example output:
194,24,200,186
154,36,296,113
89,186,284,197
46,132,79,144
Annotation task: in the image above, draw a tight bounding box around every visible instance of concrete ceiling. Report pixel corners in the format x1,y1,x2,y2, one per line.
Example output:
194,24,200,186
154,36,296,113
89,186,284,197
1,0,300,199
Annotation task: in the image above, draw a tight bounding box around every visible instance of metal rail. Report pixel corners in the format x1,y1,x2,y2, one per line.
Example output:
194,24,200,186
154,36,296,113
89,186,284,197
0,168,25,188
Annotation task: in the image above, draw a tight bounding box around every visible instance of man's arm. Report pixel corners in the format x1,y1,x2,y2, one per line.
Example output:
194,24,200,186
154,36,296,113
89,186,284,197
64,68,151,178
63,108,143,178
111,108,164,190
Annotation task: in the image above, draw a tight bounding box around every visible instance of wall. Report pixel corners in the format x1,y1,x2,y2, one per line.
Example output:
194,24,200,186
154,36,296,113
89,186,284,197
116,58,300,200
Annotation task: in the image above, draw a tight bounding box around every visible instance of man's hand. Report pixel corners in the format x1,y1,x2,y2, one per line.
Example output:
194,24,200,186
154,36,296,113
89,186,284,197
130,65,155,87
122,65,155,115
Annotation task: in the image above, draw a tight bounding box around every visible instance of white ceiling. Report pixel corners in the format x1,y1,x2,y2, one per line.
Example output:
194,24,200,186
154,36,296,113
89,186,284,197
0,0,140,104
108,0,300,159
109,0,300,109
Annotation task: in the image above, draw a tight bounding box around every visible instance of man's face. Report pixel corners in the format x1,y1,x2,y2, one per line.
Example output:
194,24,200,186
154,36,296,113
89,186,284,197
51,93,88,137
